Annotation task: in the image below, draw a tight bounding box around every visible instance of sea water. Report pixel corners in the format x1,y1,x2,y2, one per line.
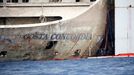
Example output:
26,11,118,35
0,57,134,75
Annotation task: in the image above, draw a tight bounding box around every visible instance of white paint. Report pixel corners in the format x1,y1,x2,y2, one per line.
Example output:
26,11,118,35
62,0,75,2
115,0,134,55
29,0,91,3
30,0,49,3
29,0,75,3
115,0,134,7
18,0,22,3
115,8,129,54
80,0,90,2
130,8,134,53
3,0,7,3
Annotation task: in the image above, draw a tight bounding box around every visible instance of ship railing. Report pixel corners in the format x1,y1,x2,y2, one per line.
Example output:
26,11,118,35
0,0,96,4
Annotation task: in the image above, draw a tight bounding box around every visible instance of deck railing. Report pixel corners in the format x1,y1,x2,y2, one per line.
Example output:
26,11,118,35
0,0,95,4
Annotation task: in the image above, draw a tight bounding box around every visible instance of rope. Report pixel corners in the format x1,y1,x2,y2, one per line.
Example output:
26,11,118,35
39,3,47,23
62,39,79,57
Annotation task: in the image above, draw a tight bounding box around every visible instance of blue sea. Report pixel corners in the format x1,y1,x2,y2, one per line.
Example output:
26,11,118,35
0,57,134,75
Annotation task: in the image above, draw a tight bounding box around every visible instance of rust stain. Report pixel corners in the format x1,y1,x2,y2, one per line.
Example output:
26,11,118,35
8,44,21,50
0,40,5,44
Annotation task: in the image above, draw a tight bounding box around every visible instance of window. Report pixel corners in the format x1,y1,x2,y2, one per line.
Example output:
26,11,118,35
49,0,62,3
23,0,29,3
76,0,80,2
7,0,11,3
90,0,96,2
7,0,18,3
0,0,3,3
12,0,18,3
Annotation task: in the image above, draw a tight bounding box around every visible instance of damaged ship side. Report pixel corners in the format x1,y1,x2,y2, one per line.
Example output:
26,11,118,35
0,0,107,60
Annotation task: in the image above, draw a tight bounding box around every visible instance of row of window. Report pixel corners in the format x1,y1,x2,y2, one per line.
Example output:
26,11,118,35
0,0,28,3
0,0,3,3
50,0,96,2
0,0,96,3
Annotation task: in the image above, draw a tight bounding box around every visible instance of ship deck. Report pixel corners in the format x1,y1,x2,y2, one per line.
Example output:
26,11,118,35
0,2,91,7
0,2,92,20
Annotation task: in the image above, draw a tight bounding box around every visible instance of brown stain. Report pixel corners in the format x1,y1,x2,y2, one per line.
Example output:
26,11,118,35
23,34,32,48
8,44,21,50
0,40,5,44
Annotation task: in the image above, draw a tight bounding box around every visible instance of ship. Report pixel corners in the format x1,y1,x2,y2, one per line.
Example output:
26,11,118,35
0,0,107,60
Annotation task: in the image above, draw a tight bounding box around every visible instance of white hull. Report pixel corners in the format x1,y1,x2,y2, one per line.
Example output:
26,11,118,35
0,0,107,60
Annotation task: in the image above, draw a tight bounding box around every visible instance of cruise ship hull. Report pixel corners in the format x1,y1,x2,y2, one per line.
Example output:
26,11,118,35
0,0,107,60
